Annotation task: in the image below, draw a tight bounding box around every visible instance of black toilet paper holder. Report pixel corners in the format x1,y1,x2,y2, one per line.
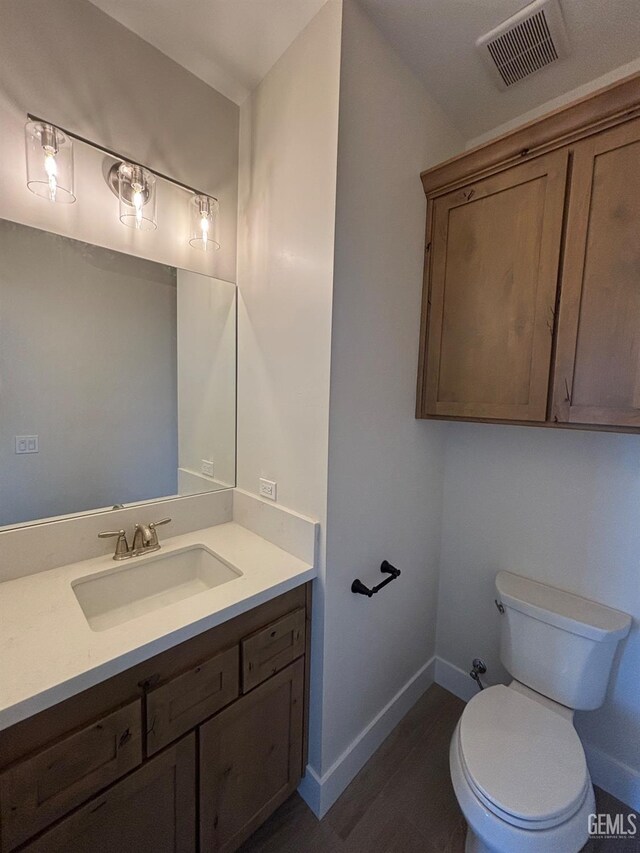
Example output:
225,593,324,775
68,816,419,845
351,560,401,597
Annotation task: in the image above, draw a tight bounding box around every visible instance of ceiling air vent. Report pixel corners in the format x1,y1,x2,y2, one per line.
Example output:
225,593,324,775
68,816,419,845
476,0,570,90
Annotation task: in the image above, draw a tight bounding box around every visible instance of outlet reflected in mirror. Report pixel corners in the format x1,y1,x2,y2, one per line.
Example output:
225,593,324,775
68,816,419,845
0,218,236,530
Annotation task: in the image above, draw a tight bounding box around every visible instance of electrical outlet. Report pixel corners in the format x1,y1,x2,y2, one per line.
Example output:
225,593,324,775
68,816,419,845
15,435,39,454
259,478,277,501
201,459,215,478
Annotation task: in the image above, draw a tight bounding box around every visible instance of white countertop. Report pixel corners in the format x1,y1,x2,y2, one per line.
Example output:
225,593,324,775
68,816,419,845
0,522,315,731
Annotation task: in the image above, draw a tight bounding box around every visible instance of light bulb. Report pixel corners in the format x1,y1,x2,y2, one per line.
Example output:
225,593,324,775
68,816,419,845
25,121,75,203
132,186,144,228
43,149,58,202
200,214,209,249
115,163,155,230
189,195,219,251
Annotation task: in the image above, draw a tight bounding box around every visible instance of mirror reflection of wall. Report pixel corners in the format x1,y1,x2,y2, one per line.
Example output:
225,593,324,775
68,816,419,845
0,218,236,529
177,270,236,496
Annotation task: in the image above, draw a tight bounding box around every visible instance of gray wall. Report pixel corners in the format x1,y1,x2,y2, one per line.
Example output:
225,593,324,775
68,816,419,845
0,219,178,526
437,423,640,807
235,0,342,790
321,0,463,776
0,0,238,283
0,0,240,526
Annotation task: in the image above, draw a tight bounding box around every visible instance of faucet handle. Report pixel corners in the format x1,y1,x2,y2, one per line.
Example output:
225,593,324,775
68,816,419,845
98,529,130,561
148,517,172,549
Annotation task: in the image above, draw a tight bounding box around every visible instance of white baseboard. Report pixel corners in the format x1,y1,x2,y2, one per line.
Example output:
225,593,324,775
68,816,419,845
434,656,478,703
297,765,324,817
298,656,436,818
583,741,640,814
434,656,640,814
299,655,640,820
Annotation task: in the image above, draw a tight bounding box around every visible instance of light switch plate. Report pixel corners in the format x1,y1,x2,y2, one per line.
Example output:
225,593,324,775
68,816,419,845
259,478,277,501
201,459,215,478
15,435,39,454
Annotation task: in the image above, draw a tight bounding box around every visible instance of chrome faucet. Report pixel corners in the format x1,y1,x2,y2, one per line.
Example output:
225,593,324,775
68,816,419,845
132,523,154,553
99,518,172,561
132,518,171,555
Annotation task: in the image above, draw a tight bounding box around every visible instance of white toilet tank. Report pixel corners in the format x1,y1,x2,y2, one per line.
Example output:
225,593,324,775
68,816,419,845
495,571,632,710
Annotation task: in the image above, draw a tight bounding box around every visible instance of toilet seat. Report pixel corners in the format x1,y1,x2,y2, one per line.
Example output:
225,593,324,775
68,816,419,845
458,685,589,830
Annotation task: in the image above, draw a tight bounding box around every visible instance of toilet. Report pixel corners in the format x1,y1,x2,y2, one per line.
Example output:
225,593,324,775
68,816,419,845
450,571,632,853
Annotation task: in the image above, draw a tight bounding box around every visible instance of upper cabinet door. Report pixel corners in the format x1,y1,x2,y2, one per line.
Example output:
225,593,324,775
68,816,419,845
421,150,568,421
552,119,640,427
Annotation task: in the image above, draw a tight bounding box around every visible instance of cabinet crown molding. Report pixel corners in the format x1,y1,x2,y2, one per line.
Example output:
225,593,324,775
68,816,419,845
420,70,640,195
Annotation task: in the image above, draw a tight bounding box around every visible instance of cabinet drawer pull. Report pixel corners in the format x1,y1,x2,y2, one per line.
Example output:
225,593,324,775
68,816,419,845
138,673,160,692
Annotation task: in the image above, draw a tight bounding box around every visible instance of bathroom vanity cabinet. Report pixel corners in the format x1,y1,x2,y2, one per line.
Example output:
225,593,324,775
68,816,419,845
0,584,311,852
417,73,640,432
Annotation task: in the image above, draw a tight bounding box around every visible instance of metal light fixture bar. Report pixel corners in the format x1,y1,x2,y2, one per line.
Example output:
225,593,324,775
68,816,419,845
26,113,218,202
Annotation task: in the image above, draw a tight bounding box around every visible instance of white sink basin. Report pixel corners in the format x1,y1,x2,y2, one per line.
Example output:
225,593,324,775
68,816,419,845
72,546,242,631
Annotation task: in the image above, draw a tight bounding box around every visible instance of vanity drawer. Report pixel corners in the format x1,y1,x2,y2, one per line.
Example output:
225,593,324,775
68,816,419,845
146,646,239,755
242,608,306,692
0,699,142,852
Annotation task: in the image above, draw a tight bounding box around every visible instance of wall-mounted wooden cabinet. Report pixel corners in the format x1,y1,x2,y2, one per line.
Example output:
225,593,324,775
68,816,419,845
417,73,640,433
423,150,567,421
552,118,640,428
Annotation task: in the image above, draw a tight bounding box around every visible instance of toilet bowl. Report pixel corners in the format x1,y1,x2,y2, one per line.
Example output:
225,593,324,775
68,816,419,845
449,572,631,853
450,684,595,853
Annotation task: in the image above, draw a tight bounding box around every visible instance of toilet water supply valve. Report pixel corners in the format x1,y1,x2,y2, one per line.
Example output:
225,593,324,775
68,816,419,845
468,599,503,690
470,658,487,691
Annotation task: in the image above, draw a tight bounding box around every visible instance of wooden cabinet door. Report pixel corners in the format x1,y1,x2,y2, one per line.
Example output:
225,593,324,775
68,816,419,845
552,118,640,427
0,700,142,852
199,659,304,853
421,149,568,420
21,736,195,853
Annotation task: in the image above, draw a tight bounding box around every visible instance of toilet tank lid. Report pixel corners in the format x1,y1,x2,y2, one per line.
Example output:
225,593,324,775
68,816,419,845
495,571,632,642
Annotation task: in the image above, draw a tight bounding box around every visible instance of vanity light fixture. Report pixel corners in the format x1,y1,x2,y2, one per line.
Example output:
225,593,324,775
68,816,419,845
24,120,75,203
111,162,157,231
189,194,220,251
24,113,221,249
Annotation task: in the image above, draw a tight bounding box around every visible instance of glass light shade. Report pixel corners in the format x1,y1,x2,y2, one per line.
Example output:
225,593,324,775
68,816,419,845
25,121,75,203
117,163,157,231
189,195,220,251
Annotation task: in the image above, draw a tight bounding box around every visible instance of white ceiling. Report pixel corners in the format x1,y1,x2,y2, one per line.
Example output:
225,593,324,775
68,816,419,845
88,0,328,104
357,0,640,139
89,0,640,139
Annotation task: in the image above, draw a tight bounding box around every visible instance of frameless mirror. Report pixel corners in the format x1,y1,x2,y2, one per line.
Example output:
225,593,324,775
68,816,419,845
0,218,236,529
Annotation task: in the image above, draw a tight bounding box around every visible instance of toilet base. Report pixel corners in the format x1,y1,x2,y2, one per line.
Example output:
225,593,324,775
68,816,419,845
463,825,504,853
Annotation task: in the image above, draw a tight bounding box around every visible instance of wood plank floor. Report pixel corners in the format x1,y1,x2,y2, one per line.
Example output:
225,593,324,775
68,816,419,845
239,684,640,853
